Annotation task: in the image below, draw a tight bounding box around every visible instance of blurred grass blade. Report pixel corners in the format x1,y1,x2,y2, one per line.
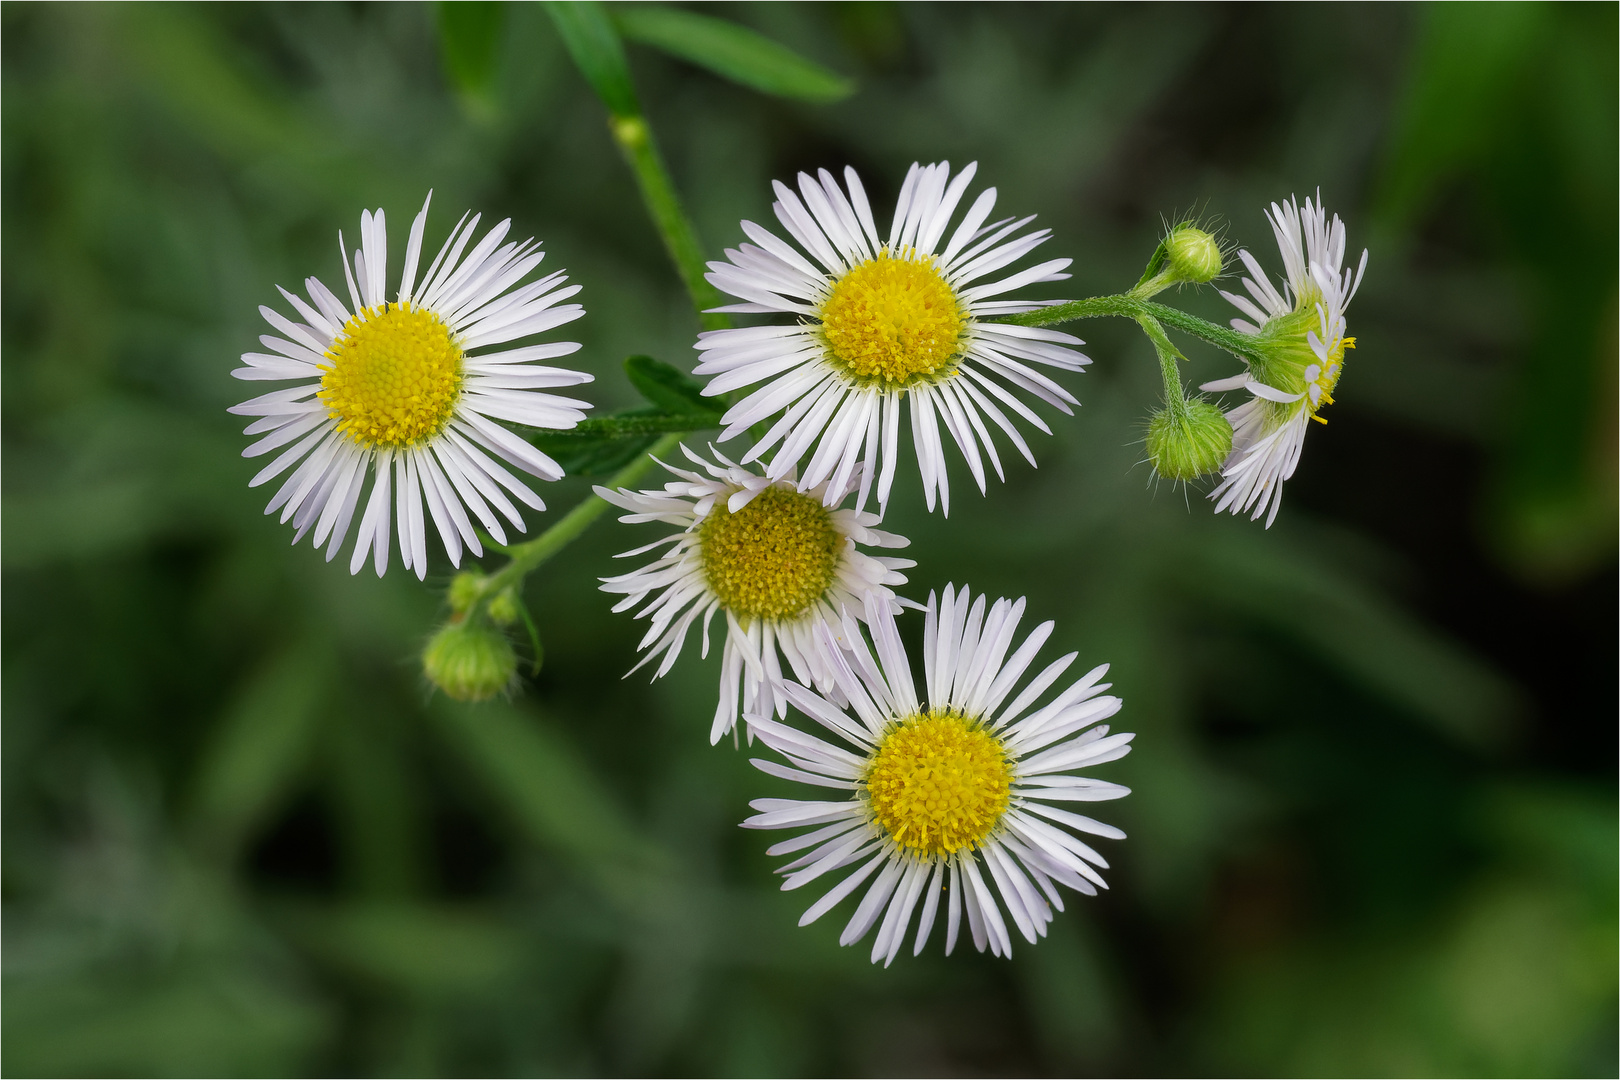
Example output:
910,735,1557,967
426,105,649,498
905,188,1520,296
625,354,721,418
284,902,524,996
431,700,662,885
188,641,332,859
1373,2,1546,229
544,0,640,117
1190,531,1522,748
614,5,854,103
436,1,505,103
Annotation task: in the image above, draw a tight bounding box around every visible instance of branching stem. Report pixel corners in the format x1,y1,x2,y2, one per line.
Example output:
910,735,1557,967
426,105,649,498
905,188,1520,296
477,431,685,603
1000,294,1259,363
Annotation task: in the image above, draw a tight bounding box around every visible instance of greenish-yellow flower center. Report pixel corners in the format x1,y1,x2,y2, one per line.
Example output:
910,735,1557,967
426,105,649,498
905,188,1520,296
319,302,462,448
699,486,842,623
864,711,1012,856
819,252,964,386
1306,336,1353,423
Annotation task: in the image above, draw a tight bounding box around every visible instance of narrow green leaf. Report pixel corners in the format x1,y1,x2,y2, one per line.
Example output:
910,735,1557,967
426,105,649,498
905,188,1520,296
431,700,660,876
435,1,505,100
526,408,714,477
614,6,854,103
284,902,524,996
544,0,640,117
188,641,331,858
624,354,721,417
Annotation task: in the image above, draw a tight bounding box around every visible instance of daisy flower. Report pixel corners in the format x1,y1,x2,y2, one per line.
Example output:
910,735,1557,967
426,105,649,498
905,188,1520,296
694,161,1089,516
598,447,914,744
229,194,593,578
743,587,1133,965
1200,193,1367,526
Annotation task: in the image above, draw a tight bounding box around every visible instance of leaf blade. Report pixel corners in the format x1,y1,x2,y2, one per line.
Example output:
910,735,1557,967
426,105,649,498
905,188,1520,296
614,6,854,104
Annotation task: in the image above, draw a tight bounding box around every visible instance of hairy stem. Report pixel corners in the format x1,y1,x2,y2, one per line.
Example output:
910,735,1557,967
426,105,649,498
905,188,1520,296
479,431,685,601
609,116,729,332
1136,314,1190,414
1000,295,1259,362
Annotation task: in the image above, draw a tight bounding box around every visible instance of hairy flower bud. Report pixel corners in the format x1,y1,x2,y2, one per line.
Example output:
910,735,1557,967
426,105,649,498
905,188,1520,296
447,570,485,614
486,589,520,627
422,621,516,702
1166,226,1223,284
1146,399,1232,482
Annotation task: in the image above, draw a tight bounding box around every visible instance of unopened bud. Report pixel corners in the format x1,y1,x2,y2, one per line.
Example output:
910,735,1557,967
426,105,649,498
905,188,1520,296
422,621,516,702
486,589,520,627
447,571,485,614
1147,399,1233,481
1166,226,1222,284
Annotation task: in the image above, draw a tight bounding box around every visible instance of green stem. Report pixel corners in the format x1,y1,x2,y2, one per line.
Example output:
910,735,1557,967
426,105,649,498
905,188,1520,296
609,116,729,332
1000,294,1259,363
1136,314,1190,414
479,431,685,600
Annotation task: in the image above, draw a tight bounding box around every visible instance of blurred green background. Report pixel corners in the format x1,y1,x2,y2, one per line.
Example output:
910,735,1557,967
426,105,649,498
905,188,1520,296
4,3,1615,1076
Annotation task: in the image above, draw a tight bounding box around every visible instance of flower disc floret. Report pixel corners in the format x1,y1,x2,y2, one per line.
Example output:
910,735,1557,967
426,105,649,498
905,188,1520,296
699,486,842,622
865,710,1012,856
820,252,964,387
319,302,462,448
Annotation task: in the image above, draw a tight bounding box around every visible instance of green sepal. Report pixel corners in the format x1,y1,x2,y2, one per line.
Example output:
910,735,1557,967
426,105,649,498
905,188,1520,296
1135,239,1170,291
1134,219,1196,291
613,6,854,103
435,1,505,101
624,354,721,418
544,1,640,117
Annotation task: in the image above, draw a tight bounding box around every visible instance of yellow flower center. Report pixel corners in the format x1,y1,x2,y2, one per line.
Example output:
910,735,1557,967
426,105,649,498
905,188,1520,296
819,251,964,387
318,302,462,448
864,711,1012,856
699,486,842,623
1307,336,1353,425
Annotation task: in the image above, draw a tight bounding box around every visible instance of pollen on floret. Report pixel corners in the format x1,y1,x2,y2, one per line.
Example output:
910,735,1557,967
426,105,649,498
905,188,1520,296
864,711,1012,856
698,486,842,623
819,251,964,386
319,302,462,448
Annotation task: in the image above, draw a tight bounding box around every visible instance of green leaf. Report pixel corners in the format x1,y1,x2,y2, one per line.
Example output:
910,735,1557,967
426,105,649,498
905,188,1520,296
526,410,715,477
544,0,640,117
435,1,505,100
430,700,660,877
614,5,854,103
188,641,331,858
624,354,721,417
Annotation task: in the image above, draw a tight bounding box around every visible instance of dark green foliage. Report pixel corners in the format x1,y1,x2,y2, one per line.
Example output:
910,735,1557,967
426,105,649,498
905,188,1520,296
2,4,1613,1077
614,5,855,103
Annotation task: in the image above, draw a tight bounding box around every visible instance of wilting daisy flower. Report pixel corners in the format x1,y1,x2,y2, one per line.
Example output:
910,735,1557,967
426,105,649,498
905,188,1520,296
1200,193,1367,527
743,587,1132,965
598,448,914,744
694,161,1089,516
229,195,592,577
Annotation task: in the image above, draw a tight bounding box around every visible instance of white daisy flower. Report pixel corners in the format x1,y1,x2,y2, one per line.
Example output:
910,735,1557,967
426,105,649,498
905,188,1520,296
694,161,1090,516
598,447,914,744
1200,192,1367,527
229,194,593,578
743,586,1133,965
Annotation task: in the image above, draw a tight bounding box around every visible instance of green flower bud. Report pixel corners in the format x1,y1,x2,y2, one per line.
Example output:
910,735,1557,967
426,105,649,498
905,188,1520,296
1166,226,1223,284
447,570,485,614
486,589,520,627
422,621,516,702
1146,398,1233,482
